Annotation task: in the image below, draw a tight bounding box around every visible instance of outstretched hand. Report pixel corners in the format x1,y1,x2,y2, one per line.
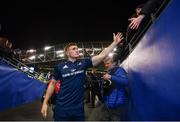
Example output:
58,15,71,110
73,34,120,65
128,15,145,30
113,32,124,44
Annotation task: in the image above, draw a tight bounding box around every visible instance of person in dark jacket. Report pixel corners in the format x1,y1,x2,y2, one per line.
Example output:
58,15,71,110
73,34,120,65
129,0,163,30
87,69,103,108
115,0,164,62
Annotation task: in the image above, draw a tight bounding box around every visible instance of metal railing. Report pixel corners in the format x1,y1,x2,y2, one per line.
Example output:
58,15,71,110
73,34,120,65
118,0,171,63
19,41,111,64
0,55,48,83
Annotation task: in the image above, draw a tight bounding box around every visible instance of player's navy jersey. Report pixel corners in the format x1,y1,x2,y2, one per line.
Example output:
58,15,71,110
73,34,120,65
53,58,93,111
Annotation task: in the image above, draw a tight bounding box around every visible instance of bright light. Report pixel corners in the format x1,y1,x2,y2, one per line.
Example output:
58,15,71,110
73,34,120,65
56,50,64,54
38,54,44,58
79,53,83,56
20,66,28,72
78,48,83,51
57,54,64,57
27,49,36,53
29,67,34,73
94,48,101,51
44,46,52,51
29,55,36,60
90,53,94,56
108,53,113,57
113,48,117,52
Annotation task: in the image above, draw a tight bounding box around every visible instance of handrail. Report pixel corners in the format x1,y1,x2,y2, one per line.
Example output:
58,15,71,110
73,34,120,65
119,0,171,63
0,55,48,83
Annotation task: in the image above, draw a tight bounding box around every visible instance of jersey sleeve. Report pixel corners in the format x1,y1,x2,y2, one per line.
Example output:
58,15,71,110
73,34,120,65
52,64,61,83
83,57,93,69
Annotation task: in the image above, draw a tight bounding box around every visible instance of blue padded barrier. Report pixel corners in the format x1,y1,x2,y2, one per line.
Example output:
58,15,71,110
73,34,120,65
0,59,46,112
121,0,180,120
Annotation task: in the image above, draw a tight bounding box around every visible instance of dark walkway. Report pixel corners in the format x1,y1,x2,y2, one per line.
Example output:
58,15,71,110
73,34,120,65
0,100,101,121
0,100,53,121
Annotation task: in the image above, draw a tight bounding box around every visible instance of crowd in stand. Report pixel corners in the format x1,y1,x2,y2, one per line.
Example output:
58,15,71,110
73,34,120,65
0,37,21,59
0,37,13,56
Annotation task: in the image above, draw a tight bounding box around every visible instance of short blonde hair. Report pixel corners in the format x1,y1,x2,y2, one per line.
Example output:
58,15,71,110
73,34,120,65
64,42,77,52
64,42,77,57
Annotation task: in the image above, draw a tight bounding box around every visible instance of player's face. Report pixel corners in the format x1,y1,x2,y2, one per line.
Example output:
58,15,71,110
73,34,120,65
67,45,79,58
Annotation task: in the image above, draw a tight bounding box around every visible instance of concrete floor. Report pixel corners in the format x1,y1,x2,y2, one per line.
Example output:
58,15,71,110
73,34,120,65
0,100,52,121
0,100,102,121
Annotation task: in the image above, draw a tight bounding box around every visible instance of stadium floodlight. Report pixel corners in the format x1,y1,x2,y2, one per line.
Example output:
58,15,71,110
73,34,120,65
26,49,36,53
29,55,36,60
79,53,83,56
56,50,64,54
78,48,83,51
38,54,44,58
57,53,64,57
44,46,52,51
94,48,101,51
113,48,117,52
108,52,114,57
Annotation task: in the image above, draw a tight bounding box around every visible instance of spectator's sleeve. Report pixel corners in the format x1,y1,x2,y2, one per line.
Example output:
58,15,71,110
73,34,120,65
140,0,163,15
84,57,93,69
111,67,128,85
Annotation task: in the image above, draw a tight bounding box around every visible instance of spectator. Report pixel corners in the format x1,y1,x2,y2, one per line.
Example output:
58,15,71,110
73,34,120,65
84,71,91,104
129,0,163,30
126,4,145,44
115,0,164,62
87,69,103,108
0,37,14,57
0,37,9,48
98,57,129,121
